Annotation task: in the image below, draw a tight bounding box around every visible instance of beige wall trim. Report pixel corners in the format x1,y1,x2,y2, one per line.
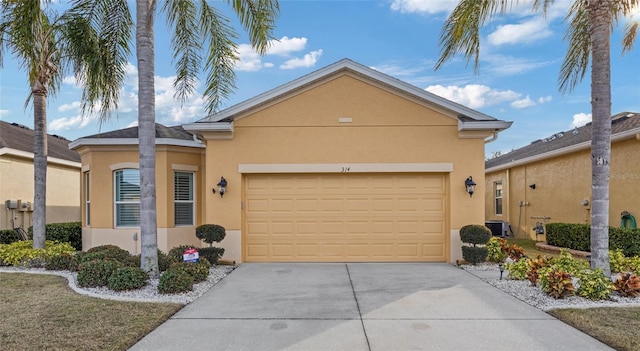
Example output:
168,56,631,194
171,164,199,171
0,147,81,168
239,163,454,174
486,127,640,173
110,162,139,171
81,165,91,172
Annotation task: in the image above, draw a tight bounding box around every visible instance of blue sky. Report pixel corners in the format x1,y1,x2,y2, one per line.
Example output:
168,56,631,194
1,0,639,158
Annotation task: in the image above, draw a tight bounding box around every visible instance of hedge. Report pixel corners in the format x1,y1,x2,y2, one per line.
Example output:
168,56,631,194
0,229,20,244
546,223,640,257
28,222,82,250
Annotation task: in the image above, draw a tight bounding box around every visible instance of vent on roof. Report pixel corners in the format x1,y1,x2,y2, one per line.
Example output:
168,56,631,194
52,134,68,140
572,127,579,135
531,139,542,144
10,123,28,129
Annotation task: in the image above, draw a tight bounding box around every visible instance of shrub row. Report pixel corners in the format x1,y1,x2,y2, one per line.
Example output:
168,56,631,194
0,229,21,244
23,222,82,250
546,223,640,257
0,240,75,267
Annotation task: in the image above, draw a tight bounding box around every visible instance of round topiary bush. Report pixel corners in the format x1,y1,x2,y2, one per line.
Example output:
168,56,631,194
77,259,123,288
462,246,489,265
196,224,226,246
158,267,194,294
198,247,225,264
460,225,492,246
108,266,148,291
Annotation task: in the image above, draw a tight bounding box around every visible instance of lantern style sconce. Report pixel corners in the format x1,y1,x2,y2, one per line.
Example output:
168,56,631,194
465,176,476,197
213,177,227,197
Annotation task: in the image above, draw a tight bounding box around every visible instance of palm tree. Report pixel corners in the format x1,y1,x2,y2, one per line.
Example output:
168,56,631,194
436,0,638,276
76,0,279,276
0,0,131,248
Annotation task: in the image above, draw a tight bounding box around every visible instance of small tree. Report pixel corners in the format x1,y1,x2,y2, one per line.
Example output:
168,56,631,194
460,224,492,264
196,224,226,247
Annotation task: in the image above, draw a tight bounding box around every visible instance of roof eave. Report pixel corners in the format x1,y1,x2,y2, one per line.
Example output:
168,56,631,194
68,138,205,150
182,121,234,133
0,147,81,168
458,120,513,132
199,59,502,123
486,127,640,172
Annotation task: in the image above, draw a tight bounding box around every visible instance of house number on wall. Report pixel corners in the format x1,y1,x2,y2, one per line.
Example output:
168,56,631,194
341,167,351,172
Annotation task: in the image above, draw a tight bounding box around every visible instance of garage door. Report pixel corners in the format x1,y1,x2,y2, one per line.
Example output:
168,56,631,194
243,173,447,262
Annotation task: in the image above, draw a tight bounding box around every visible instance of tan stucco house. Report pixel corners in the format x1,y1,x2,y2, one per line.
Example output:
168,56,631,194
485,112,640,240
70,59,511,263
1,120,81,231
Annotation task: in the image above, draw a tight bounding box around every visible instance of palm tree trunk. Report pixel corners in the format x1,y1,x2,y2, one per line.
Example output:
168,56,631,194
32,87,48,249
588,0,612,276
137,0,158,277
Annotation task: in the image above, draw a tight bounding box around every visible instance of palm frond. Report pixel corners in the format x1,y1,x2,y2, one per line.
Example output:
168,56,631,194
622,21,638,52
228,0,279,54
558,0,590,94
162,0,203,105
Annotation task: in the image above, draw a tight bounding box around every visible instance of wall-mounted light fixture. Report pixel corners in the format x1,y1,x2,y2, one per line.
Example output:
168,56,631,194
213,177,227,197
465,176,476,197
529,183,536,190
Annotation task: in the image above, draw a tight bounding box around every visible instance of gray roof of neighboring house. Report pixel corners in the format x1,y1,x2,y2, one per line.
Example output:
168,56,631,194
0,120,80,162
81,123,196,141
485,112,640,170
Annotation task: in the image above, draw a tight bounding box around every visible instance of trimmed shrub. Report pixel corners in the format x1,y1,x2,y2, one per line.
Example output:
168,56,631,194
198,247,225,264
0,229,21,244
158,250,171,272
158,267,194,294
124,254,141,267
77,259,123,288
546,222,640,257
170,259,211,283
81,245,130,263
460,225,492,246
196,224,226,246
45,253,76,271
28,222,82,250
461,246,488,265
108,267,148,291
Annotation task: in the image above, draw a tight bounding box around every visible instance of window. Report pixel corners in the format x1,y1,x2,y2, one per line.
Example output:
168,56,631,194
84,172,90,226
494,181,503,215
174,172,194,226
114,169,140,227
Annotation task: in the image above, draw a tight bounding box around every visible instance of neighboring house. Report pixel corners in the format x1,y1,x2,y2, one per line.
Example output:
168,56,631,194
485,112,640,240
70,59,511,263
0,120,81,231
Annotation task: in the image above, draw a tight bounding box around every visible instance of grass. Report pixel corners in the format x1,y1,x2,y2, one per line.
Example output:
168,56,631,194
0,273,182,351
549,307,640,351
509,238,639,351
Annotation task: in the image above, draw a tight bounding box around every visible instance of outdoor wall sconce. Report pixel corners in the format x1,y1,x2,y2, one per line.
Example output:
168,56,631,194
465,176,476,197
213,177,227,198
529,183,536,190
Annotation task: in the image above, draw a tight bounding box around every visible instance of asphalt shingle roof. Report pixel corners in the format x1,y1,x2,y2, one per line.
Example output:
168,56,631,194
0,120,80,162
486,112,640,169
81,124,196,141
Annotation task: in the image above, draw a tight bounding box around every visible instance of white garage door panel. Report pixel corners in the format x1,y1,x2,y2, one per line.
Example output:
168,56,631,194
244,173,447,262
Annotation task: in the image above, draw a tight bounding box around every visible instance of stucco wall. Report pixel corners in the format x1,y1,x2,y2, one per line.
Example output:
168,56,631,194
201,74,488,263
1,154,80,230
485,136,640,240
76,145,204,253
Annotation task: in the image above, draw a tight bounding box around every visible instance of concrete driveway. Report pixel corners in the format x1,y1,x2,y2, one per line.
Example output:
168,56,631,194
130,263,611,351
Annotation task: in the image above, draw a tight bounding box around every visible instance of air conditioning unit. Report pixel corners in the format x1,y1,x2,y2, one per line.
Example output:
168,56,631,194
5,199,18,209
485,220,510,237
18,200,32,212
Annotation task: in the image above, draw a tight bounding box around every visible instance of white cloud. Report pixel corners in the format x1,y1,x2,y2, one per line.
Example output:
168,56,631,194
570,112,591,128
488,17,553,46
390,0,458,14
280,50,323,70
538,96,552,103
49,115,92,131
268,36,307,56
58,101,81,113
426,84,520,109
0,109,9,119
510,96,536,108
235,43,264,72
485,54,555,76
370,63,425,78
63,76,77,86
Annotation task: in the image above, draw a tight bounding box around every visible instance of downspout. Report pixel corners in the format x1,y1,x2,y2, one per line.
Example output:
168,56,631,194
485,132,498,144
